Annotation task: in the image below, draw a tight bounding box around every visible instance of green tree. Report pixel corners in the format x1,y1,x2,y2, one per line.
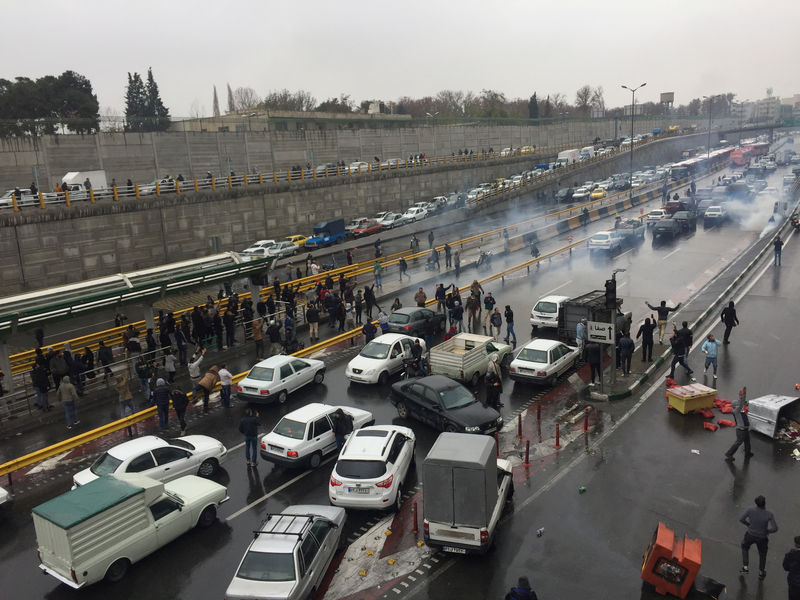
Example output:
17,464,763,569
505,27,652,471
315,94,354,113
124,72,146,132
212,85,220,117
145,68,170,131
528,93,539,119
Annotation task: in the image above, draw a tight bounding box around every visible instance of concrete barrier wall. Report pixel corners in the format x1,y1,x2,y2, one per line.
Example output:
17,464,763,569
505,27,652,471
0,132,711,294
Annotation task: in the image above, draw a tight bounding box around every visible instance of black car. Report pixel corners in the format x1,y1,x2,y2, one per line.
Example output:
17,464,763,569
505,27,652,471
386,307,446,337
555,187,574,203
390,375,503,434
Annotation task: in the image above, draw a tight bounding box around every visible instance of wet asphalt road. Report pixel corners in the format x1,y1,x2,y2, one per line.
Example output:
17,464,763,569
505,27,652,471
1,159,798,599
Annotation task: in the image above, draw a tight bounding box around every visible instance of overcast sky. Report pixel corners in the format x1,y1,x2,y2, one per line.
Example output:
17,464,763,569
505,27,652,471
5,0,798,117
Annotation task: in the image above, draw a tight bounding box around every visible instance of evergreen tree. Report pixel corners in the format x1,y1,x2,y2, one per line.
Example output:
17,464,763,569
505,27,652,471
212,85,220,117
145,67,170,131
227,83,235,113
124,72,146,132
528,93,539,119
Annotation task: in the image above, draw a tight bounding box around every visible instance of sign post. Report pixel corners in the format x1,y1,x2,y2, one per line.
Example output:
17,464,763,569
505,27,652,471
588,321,616,389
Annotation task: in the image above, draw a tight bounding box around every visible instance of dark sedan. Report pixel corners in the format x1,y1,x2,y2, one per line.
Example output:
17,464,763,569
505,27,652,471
390,375,503,434
386,307,446,337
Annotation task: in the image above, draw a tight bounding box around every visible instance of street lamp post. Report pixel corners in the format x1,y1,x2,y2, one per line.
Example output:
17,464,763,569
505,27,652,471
621,83,646,198
737,99,749,144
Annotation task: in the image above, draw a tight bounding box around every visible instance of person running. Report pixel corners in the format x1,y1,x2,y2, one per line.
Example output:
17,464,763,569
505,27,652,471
738,495,779,580
720,300,739,344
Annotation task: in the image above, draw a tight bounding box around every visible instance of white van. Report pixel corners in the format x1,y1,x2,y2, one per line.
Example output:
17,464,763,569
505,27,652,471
530,295,571,330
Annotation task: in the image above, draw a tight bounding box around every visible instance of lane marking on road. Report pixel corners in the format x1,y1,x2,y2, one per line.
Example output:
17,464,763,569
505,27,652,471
617,248,634,259
662,248,682,261
225,455,336,521
543,280,573,295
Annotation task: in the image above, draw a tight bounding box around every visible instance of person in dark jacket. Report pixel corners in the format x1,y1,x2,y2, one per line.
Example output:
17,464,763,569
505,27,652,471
618,331,635,376
783,535,800,600
69,352,87,396
49,349,69,390
31,362,51,410
364,285,377,319
636,317,656,362
223,307,237,348
170,387,189,435
306,303,320,342
585,341,602,384
505,576,538,600
145,328,157,354
175,323,188,365
135,355,152,401
332,408,353,450
362,320,377,344
668,331,693,378
720,300,739,344
486,369,503,408
451,300,464,333
98,340,113,384
738,495,778,579
239,407,260,467
153,378,171,429
504,305,516,344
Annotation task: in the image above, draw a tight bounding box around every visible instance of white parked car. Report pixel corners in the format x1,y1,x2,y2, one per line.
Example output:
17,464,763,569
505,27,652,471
508,338,580,385
72,435,227,488
587,231,622,254
329,425,416,512
259,403,374,469
242,239,277,253
646,209,668,228
348,161,370,173
345,217,369,236
571,186,591,201
225,505,346,600
345,333,426,384
500,147,513,157
0,485,9,506
530,295,570,330
379,212,410,229
266,241,298,259
236,355,326,405
403,206,428,221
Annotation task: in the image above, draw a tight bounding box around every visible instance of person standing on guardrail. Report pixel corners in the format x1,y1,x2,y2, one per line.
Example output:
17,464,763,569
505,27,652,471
444,243,452,268
56,375,79,430
31,361,51,411
646,300,682,344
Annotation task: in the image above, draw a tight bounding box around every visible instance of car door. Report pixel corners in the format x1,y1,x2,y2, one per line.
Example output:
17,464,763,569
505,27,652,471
151,446,194,481
397,339,414,374
310,414,336,456
278,362,295,393
403,383,428,420
422,385,447,430
290,359,314,388
558,344,577,373
387,433,414,484
387,342,403,375
307,519,336,589
410,311,424,335
149,496,193,547
123,451,158,479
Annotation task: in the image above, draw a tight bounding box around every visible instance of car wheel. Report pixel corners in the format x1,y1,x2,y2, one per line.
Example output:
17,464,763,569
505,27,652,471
378,371,389,385
197,458,218,478
314,370,325,384
277,390,288,404
392,483,404,513
445,423,458,433
396,401,408,418
309,452,322,469
470,371,480,387
105,558,130,583
197,505,217,528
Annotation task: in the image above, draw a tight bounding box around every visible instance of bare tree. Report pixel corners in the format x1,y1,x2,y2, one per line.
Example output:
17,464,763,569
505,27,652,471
575,85,592,115
233,86,261,111
212,85,220,117
262,89,317,112
590,86,605,111
550,92,569,113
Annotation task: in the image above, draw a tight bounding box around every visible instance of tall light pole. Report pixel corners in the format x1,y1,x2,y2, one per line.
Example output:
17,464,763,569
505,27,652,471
621,83,646,198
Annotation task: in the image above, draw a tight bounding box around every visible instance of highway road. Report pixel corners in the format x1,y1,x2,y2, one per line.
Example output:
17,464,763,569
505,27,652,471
0,156,798,599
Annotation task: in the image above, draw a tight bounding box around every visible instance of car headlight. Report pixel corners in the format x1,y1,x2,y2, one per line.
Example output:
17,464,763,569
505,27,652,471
496,417,504,425
464,426,479,433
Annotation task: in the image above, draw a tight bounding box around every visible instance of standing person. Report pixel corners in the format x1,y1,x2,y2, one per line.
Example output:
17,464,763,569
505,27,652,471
485,367,503,409
266,320,282,356
701,334,722,378
115,371,135,420
428,230,435,249
98,340,113,384
377,309,390,335
252,316,265,359
576,318,587,359
364,285,377,319
636,317,656,362
187,348,205,388
332,408,352,451
490,307,503,341
153,378,170,429
194,366,219,414
390,297,402,312
454,250,461,278
720,300,739,344
774,235,784,266
223,307,236,348
677,321,694,363
170,386,189,436
646,300,682,344
505,576,538,600
482,292,497,330
585,341,602,384
175,323,188,365
239,407,260,467
618,331,634,376
163,348,177,383
725,387,754,461
362,320,377,344
452,300,464,333
414,287,427,307
347,249,354,266
49,349,68,390
783,536,800,600
218,364,233,408
135,355,152,402
31,361,51,411
444,242,451,268
306,302,320,342
504,305,517,345
667,330,693,378
373,261,383,288
434,283,450,312
738,495,779,580
399,256,408,281
56,375,79,430
354,290,364,324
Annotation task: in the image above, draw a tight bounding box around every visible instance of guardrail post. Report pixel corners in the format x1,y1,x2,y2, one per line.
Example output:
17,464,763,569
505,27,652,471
227,175,233,188
65,189,71,206
175,180,181,195
336,165,341,177
211,177,216,190
300,169,304,181
194,179,199,192
243,174,248,187
258,173,263,185
89,188,95,203
11,195,18,212
39,191,45,208
112,186,119,202
155,182,160,196
554,422,562,450
523,440,531,467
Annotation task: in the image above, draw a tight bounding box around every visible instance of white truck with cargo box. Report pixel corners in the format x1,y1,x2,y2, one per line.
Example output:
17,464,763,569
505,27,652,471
61,170,108,192
422,432,513,554
428,333,512,386
556,148,580,167
33,473,229,589
746,394,800,439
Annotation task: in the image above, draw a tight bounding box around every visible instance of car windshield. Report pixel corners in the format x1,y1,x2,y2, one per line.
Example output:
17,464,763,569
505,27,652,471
438,385,475,410
236,551,296,582
388,313,410,324
534,301,557,314
247,366,275,381
360,341,391,360
90,452,123,476
517,348,548,363
591,234,609,242
274,418,306,440
336,459,387,479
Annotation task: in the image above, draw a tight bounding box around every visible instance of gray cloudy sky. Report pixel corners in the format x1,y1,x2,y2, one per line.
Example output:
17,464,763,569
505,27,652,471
5,0,798,116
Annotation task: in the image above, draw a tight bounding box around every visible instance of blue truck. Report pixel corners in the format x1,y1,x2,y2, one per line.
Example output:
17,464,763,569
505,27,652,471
304,218,346,248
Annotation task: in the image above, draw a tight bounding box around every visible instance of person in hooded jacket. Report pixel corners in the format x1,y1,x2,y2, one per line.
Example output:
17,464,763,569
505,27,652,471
56,375,79,429
505,576,538,600
171,386,190,435
195,365,219,413
153,378,171,429
486,367,503,409
98,340,113,384
49,349,68,390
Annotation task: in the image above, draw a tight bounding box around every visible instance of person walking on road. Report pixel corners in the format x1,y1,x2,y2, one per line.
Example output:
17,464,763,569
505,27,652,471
725,387,753,461
783,535,800,600
646,300,682,344
618,331,634,376
170,386,189,435
115,371,134,418
667,330,693,379
239,407,260,467
676,320,694,361
585,341,602,384
490,307,503,340
576,318,587,359
774,235,784,266
56,375,79,430
414,287,427,307
505,576,538,600
399,256,408,281
373,261,383,288
504,305,517,345
720,301,739,344
738,495,778,580
701,334,722,378
428,230,435,249
636,316,656,362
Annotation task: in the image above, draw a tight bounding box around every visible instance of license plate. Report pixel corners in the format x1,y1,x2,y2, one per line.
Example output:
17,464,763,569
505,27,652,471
348,487,370,495
268,445,283,453
484,428,496,434
442,546,467,554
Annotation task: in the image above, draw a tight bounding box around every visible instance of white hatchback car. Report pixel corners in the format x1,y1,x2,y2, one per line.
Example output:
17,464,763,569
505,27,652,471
260,403,374,469
345,333,426,385
530,295,570,330
72,435,227,488
508,338,580,385
225,505,345,600
236,356,326,404
403,206,428,222
329,425,416,512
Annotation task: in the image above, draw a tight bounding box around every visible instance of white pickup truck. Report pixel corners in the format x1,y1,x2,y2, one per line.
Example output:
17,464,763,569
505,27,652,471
33,473,228,588
428,333,512,386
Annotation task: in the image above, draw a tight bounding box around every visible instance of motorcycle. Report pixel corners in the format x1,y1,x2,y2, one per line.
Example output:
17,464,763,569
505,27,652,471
402,357,429,379
476,250,492,271
791,214,800,231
